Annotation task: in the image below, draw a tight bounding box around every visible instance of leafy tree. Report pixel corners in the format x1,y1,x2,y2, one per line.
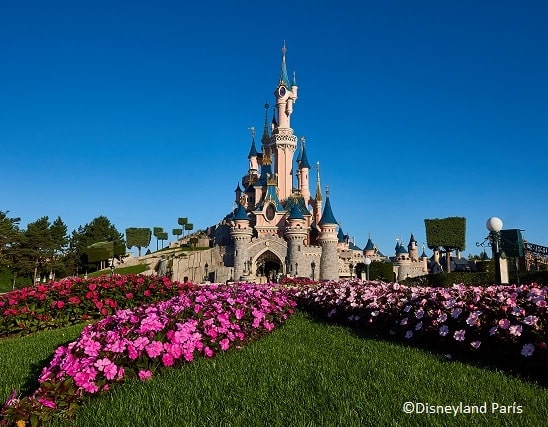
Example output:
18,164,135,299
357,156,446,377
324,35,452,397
184,223,194,235
158,232,169,249
69,216,125,273
425,217,466,273
0,211,21,269
178,218,189,237
126,228,152,256
21,217,53,284
153,227,164,251
172,228,183,241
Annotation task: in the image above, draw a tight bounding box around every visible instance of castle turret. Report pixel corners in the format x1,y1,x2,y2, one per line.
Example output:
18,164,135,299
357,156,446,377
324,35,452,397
318,192,339,280
229,204,253,281
408,233,418,261
284,203,309,276
313,161,323,224
298,137,311,203
270,43,298,201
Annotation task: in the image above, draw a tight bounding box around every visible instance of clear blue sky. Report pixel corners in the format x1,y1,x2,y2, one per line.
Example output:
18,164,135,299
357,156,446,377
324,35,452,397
1,1,547,257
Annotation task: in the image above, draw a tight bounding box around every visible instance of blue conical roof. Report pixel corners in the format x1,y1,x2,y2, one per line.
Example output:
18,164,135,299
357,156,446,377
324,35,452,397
319,196,338,226
337,228,345,243
278,44,291,89
364,238,375,251
233,203,249,221
248,137,258,158
288,203,304,220
299,145,311,169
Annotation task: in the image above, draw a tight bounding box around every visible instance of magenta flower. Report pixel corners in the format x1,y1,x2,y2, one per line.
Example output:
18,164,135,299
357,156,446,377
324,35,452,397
145,340,164,358
138,370,153,381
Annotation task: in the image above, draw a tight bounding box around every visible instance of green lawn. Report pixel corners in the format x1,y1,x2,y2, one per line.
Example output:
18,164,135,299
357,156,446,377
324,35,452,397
1,312,546,427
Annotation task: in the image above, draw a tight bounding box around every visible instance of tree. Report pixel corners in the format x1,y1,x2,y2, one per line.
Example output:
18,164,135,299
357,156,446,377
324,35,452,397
69,216,126,273
22,217,53,284
153,227,164,251
126,228,152,256
178,218,188,237
184,223,194,235
158,232,169,249
172,228,183,242
425,217,466,273
0,211,21,269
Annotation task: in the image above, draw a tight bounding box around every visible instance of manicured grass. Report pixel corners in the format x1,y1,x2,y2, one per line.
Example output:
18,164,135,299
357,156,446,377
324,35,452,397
87,264,149,277
3,312,544,427
0,324,85,401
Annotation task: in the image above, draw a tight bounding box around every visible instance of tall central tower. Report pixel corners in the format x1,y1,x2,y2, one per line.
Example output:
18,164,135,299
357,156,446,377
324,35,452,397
270,43,298,201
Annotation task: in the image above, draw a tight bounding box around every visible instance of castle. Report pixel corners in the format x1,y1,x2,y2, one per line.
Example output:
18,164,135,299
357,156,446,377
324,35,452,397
205,44,385,283
154,45,431,284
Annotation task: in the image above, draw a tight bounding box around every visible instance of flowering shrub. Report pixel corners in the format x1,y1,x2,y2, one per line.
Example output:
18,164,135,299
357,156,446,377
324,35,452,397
295,280,547,368
0,283,296,426
0,275,196,338
280,276,317,287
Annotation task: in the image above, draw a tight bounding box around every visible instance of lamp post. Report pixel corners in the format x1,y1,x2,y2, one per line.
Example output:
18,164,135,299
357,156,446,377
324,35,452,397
364,257,371,281
486,217,503,285
311,260,316,280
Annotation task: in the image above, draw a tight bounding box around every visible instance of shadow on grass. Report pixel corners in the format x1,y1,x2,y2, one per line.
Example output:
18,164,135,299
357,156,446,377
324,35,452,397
299,309,548,388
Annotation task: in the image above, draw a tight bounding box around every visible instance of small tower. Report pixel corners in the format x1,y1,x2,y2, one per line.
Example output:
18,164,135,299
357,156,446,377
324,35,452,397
408,233,419,261
313,161,323,224
229,203,253,281
318,190,339,280
284,203,309,276
363,233,376,258
298,137,311,203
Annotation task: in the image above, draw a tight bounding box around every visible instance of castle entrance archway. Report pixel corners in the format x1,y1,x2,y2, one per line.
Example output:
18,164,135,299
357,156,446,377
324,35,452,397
255,250,283,282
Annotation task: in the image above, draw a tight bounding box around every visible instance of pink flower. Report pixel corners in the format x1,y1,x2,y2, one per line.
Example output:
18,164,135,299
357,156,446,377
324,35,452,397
219,338,230,351
498,319,510,330
509,324,522,336
400,317,408,326
37,397,56,408
521,343,535,357
453,329,465,341
145,340,164,358
138,370,153,381
471,341,481,349
204,347,214,357
162,353,174,367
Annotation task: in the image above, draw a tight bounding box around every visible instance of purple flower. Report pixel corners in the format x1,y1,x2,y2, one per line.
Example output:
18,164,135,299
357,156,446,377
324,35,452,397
439,325,449,337
521,343,535,357
453,329,465,341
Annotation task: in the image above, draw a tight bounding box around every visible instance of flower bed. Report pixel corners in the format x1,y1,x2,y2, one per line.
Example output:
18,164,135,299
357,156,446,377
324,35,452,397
295,280,547,369
0,283,296,425
0,275,196,338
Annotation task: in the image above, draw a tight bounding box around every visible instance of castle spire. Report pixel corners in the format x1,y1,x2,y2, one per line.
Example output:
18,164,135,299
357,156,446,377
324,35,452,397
279,41,291,88
315,161,322,202
261,102,270,144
